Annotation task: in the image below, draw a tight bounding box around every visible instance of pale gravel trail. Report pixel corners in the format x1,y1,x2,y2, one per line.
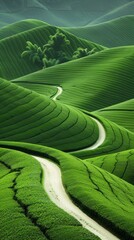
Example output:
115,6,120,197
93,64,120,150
33,86,119,240
52,86,63,101
53,86,106,152
33,156,120,240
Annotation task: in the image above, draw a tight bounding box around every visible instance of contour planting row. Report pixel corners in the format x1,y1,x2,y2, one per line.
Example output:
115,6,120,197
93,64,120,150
0,78,99,151
0,23,103,80
0,142,134,239
96,99,134,132
64,16,134,47
0,147,100,240
72,113,134,159
13,45,134,112
84,149,134,185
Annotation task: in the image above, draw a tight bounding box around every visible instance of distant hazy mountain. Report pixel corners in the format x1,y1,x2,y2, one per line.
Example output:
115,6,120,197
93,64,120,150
0,0,133,27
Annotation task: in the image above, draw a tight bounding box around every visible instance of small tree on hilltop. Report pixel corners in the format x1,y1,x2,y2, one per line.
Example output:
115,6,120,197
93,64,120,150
43,29,70,64
72,47,97,60
21,41,44,67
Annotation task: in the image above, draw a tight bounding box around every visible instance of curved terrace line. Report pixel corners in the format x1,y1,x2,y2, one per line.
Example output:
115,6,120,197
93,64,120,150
72,117,106,152
34,156,120,240
52,86,106,151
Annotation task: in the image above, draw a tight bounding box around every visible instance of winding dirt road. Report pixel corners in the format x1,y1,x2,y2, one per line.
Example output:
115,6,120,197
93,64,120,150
33,85,119,239
33,156,120,240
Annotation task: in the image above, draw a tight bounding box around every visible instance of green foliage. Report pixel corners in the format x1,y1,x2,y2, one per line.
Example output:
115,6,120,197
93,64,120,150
0,78,99,151
0,142,134,239
21,41,44,67
72,47,96,59
21,29,97,69
0,147,100,240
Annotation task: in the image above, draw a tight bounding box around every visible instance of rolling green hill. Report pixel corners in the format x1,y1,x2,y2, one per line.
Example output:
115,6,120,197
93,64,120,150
64,15,134,47
0,147,98,240
84,149,134,185
0,19,47,41
0,142,133,239
96,99,134,132
14,45,134,112
0,77,99,151
0,24,103,80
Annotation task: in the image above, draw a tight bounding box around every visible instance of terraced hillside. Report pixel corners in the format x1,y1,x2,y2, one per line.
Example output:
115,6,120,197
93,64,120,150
0,23,103,80
0,147,100,240
0,19,47,40
0,78,99,151
96,99,134,132
0,142,134,240
0,4,134,240
64,15,134,47
84,149,134,185
14,45,134,112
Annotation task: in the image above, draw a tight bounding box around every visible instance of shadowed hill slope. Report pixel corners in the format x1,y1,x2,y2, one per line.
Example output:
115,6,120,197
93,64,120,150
90,1,134,25
64,16,134,47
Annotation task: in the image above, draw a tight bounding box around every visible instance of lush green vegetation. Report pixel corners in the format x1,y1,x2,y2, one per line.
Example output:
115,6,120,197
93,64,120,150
21,29,97,68
0,142,134,239
96,99,134,132
0,24,103,80
0,147,100,240
0,3,133,239
84,149,134,184
72,113,134,159
0,78,99,151
14,46,134,112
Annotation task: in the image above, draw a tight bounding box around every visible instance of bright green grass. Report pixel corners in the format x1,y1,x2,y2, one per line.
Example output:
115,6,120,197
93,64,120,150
0,141,134,239
0,19,47,40
0,78,99,151
71,113,134,159
0,147,99,240
95,99,134,132
64,15,134,47
0,24,104,80
14,46,134,112
16,82,57,97
84,149,134,185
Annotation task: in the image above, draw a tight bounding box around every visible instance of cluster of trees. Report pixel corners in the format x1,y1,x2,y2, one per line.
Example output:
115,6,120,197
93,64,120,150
21,29,97,68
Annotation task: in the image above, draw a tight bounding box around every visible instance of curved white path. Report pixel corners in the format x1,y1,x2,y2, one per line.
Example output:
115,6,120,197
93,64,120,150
33,156,120,240
52,86,63,101
72,117,106,152
52,86,106,152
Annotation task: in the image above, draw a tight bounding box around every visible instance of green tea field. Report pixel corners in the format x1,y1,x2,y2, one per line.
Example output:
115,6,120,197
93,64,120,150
0,1,134,239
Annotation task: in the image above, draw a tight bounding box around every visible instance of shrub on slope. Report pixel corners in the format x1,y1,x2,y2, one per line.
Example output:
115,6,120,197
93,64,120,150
0,24,103,80
0,78,99,151
14,46,134,112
